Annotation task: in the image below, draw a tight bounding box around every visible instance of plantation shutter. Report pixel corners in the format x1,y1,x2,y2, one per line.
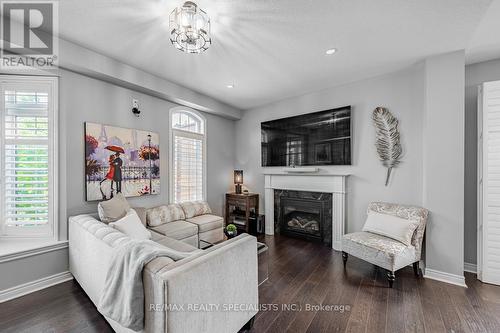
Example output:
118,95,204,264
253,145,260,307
0,77,57,238
478,80,500,285
170,110,205,204
173,134,203,202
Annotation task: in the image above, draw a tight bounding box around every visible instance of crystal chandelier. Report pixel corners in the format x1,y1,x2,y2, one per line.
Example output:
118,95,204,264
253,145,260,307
169,1,211,54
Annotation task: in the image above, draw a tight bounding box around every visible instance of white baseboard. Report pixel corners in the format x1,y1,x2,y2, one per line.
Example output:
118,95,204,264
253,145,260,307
424,268,467,288
464,262,477,274
0,271,73,303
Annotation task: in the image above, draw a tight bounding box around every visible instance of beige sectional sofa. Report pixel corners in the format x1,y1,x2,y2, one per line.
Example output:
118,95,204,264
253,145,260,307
68,201,258,333
145,201,224,248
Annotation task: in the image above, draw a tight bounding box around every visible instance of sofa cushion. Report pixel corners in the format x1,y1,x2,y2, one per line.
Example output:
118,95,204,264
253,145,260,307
150,229,166,242
109,209,152,240
97,193,130,223
150,221,198,240
180,235,199,248
198,228,224,244
185,214,223,233
180,201,212,219
146,204,185,227
154,236,198,252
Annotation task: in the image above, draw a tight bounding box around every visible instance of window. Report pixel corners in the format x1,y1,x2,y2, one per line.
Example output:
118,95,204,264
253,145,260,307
0,76,58,239
170,108,206,203
287,138,303,167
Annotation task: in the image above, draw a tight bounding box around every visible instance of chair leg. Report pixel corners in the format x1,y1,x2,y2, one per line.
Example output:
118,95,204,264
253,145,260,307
387,270,395,288
413,262,420,277
342,251,348,268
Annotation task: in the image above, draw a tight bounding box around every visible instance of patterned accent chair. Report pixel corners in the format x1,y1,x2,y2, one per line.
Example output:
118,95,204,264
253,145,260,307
341,202,429,287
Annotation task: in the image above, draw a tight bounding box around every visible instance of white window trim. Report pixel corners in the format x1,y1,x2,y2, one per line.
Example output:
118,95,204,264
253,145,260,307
0,75,58,241
168,106,207,204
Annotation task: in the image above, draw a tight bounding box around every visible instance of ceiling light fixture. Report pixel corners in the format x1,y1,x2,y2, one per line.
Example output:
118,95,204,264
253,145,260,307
325,48,337,55
170,1,211,54
227,84,234,89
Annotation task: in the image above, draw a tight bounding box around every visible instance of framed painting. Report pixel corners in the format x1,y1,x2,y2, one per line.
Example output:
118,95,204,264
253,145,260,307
84,122,160,201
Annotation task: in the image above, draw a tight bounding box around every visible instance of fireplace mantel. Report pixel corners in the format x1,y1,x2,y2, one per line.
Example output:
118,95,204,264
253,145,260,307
263,172,349,251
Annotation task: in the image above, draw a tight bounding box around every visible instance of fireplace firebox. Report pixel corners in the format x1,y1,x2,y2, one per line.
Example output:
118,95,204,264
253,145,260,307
274,190,332,246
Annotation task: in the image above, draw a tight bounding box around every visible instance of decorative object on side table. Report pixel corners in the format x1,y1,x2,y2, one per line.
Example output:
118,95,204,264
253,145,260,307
224,224,238,239
234,170,243,194
372,107,402,186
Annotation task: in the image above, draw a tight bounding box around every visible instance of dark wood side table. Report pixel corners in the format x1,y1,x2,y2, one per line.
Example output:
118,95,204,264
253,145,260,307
225,193,259,234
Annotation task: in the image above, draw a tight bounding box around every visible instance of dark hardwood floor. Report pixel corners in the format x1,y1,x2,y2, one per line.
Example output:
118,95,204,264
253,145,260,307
1,234,500,333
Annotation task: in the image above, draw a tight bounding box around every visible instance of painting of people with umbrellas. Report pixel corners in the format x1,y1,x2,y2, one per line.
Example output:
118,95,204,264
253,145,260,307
84,122,160,201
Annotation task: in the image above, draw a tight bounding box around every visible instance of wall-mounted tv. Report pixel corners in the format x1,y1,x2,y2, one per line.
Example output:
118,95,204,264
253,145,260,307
261,106,351,167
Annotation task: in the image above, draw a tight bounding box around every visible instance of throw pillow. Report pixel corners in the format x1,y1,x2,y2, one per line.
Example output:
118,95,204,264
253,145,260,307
362,212,419,246
109,209,152,240
180,201,212,219
146,204,185,227
97,193,131,223
133,207,147,226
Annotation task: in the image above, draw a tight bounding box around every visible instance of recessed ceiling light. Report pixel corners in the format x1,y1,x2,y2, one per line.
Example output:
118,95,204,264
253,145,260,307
325,48,337,55
227,84,234,89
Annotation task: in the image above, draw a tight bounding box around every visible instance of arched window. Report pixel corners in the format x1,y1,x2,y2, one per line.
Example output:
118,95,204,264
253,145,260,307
169,108,206,203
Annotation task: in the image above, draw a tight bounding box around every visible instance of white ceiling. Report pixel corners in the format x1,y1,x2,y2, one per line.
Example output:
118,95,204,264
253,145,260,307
58,0,497,110
466,0,500,64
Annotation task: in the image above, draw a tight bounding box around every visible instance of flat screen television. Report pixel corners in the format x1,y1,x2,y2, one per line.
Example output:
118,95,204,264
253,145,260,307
261,106,351,167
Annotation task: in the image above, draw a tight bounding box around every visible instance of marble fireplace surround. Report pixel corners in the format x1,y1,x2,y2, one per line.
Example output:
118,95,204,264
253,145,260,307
264,172,348,251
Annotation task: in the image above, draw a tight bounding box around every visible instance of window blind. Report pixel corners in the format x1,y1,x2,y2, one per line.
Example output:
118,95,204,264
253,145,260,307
173,134,203,203
4,91,49,228
0,77,57,239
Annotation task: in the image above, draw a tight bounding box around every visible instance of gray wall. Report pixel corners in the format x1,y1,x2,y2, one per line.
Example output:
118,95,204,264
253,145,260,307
464,58,500,265
422,51,465,277
3,54,488,294
236,53,468,279
235,65,425,233
61,69,235,225
0,248,68,291
0,69,236,292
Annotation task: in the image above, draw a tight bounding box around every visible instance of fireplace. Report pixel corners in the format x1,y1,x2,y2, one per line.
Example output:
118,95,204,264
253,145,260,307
264,173,347,250
274,190,332,246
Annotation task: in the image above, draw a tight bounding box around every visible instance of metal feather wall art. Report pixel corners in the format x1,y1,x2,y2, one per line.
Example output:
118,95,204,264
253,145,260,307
372,107,402,186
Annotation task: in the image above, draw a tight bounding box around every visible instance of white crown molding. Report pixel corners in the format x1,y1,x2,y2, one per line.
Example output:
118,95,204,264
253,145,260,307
464,262,477,274
0,271,73,303
424,268,467,288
